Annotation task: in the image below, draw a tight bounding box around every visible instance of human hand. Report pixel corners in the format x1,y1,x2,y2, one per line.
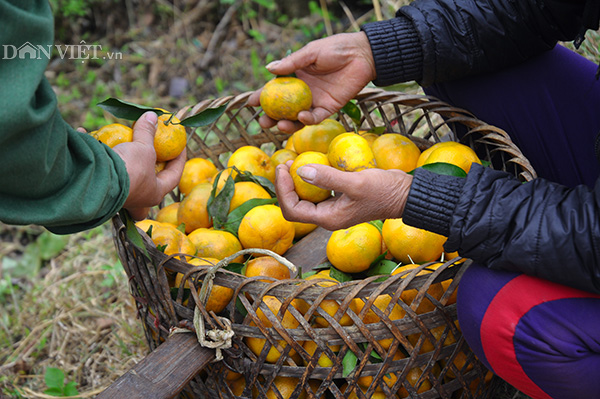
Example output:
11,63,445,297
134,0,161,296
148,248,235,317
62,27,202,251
275,161,412,231
112,112,186,220
248,31,376,133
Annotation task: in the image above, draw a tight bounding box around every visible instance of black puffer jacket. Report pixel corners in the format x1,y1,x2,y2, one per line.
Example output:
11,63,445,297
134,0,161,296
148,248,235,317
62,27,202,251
362,0,600,293
362,0,599,87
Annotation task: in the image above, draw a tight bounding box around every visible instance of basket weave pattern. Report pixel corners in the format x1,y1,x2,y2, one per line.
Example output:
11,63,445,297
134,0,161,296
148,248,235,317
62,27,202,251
112,89,536,399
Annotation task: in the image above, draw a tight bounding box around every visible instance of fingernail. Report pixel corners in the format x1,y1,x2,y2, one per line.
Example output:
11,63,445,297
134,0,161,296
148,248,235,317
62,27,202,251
266,60,281,70
297,166,316,182
145,112,158,127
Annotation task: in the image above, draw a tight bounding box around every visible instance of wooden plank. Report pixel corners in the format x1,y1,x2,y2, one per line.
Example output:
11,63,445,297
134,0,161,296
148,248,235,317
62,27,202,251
97,333,213,399
283,226,332,275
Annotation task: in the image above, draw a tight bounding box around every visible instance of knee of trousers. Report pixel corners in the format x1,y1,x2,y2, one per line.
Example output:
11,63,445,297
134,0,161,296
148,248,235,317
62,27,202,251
456,263,520,371
456,263,600,399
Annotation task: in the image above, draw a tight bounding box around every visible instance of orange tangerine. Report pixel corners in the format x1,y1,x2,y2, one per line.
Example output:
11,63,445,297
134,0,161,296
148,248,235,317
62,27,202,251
177,182,213,234
326,223,382,274
154,161,167,174
261,375,307,399
259,76,312,121
341,384,392,399
396,365,435,398
382,218,446,264
302,338,340,367
227,146,276,183
416,141,481,174
355,294,406,350
271,148,298,167
178,157,218,196
244,295,303,364
187,228,244,263
356,350,405,391
391,263,445,315
174,257,233,313
155,202,180,227
136,220,196,260
154,113,187,162
372,133,421,172
292,221,318,239
229,181,271,213
292,119,345,154
135,218,163,236
284,136,296,152
290,151,332,203
328,132,377,172
238,204,295,256
93,123,133,148
211,168,234,193
407,324,457,354
244,256,292,281
359,131,380,147
303,273,358,327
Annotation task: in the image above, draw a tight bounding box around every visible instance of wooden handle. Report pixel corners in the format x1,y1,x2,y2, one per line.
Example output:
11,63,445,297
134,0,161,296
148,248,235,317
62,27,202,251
284,226,332,275
97,333,214,399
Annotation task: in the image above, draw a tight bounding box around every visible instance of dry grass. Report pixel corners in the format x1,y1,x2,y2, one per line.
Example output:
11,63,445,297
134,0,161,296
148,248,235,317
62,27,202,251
0,222,147,397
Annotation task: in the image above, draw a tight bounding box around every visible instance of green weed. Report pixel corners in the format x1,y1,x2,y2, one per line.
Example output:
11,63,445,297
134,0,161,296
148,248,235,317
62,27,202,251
43,367,79,397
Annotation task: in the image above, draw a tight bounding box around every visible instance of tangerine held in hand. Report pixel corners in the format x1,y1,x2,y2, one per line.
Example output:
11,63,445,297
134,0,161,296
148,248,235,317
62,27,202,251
290,151,332,203
154,113,187,162
93,123,133,148
328,132,377,172
259,77,312,121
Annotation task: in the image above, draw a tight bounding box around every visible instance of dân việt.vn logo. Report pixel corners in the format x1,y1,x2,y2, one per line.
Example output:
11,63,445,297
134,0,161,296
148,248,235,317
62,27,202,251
2,40,122,62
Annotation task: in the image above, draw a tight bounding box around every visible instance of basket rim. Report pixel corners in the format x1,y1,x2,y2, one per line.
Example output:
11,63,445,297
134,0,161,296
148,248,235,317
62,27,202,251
176,88,537,181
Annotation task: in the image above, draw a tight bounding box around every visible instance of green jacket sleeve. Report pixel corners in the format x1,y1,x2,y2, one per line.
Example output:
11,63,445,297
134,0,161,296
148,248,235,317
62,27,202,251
0,0,130,234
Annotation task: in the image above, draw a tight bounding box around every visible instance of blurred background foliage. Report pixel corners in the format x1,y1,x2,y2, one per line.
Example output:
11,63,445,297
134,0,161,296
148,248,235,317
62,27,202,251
46,0,394,131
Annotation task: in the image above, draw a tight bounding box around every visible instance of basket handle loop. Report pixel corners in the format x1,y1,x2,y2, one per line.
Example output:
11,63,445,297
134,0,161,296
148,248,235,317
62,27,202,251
172,248,298,361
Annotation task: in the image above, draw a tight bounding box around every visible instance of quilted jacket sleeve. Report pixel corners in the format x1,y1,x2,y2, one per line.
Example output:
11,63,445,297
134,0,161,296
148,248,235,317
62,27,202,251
362,0,591,86
404,166,600,294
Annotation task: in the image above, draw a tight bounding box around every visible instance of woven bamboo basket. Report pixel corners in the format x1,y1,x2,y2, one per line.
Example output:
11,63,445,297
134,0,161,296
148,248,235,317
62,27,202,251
111,88,537,399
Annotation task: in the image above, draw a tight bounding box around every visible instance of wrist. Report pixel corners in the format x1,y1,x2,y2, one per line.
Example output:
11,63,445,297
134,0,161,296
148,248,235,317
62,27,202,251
355,31,377,82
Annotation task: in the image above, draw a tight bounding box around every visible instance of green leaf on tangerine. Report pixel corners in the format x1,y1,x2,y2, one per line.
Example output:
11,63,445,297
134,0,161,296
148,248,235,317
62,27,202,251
178,103,228,127
224,262,245,274
97,98,168,120
369,219,383,233
368,126,386,135
329,266,353,282
366,259,399,282
121,210,150,260
207,171,235,230
341,100,361,128
232,167,276,197
409,162,467,178
98,97,229,127
342,350,358,378
222,197,278,236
